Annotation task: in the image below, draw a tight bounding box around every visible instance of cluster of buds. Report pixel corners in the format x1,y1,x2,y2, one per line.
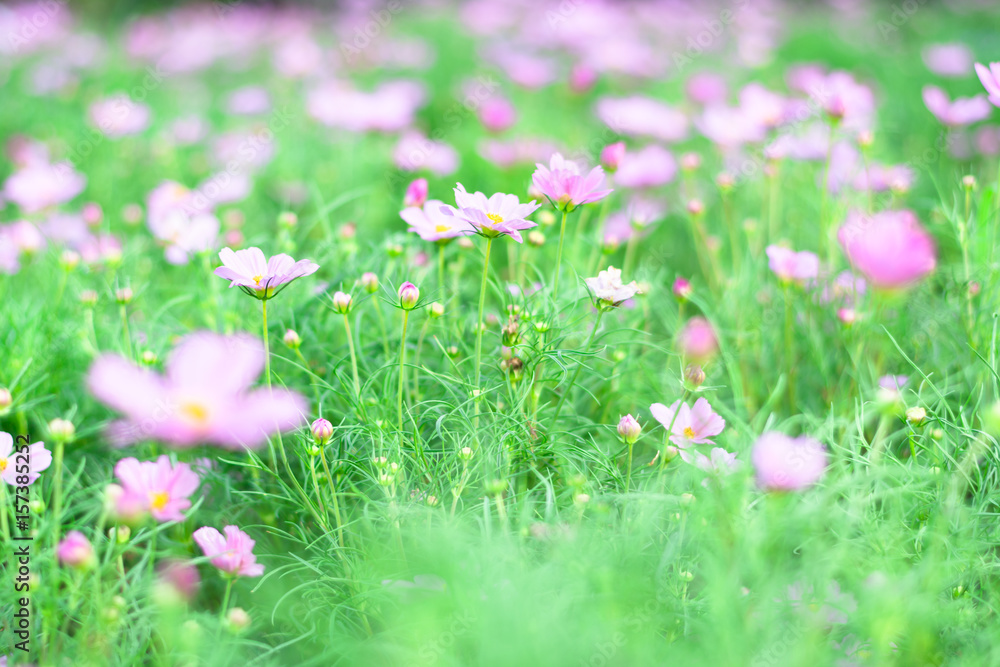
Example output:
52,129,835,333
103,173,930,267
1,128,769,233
373,456,401,487
502,312,520,347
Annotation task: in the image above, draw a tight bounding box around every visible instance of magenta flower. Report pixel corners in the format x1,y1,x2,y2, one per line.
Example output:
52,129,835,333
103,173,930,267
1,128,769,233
114,455,201,523
601,142,626,172
87,332,307,450
922,86,991,127
2,160,86,213
975,62,1000,108
922,44,972,78
838,210,936,289
650,398,725,449
532,153,613,212
214,247,319,299
766,245,820,284
58,531,96,569
751,432,827,491
439,184,540,243
193,525,265,577
678,317,719,361
403,178,428,208
479,96,517,132
400,200,474,243
0,432,51,486
614,145,677,189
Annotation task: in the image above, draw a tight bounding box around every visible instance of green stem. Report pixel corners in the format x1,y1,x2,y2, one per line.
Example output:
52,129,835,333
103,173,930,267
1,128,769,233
398,309,410,438
373,299,391,358
624,440,634,494
120,304,133,360
473,237,494,437
438,243,447,302
343,314,361,400
220,577,235,620
262,300,271,389
51,439,65,547
783,284,795,413
0,482,9,550
552,309,605,423
553,209,569,294
819,125,836,264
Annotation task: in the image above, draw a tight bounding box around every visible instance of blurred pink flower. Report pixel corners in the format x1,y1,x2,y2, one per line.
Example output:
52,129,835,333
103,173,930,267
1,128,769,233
595,96,688,142
752,432,827,491
114,455,201,523
393,132,460,176
479,97,517,132
532,153,612,212
58,531,95,569
766,245,819,283
404,179,428,208
89,95,152,138
853,164,914,193
974,62,1000,108
147,181,220,265
678,317,718,361
193,525,265,577
922,44,973,78
811,71,875,132
0,432,51,486
691,447,741,476
686,72,728,106
600,142,626,172
3,161,86,213
401,200,474,243
87,332,307,449
226,86,271,115
650,398,725,448
838,210,936,289
739,83,788,129
307,80,425,132
214,247,319,298
922,86,991,127
440,184,540,243
614,145,677,189
696,106,767,149
569,63,598,93
157,560,202,601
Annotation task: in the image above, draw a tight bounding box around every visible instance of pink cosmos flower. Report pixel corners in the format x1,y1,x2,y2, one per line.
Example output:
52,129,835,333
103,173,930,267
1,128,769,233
114,455,201,523
87,332,307,449
439,184,540,243
751,432,827,491
89,94,152,138
691,447,741,477
838,210,936,289
975,62,1000,107
226,86,271,115
614,145,677,189
811,71,875,132
479,97,517,132
393,132,460,176
766,245,820,283
0,432,52,486
585,266,641,307
601,142,626,171
678,317,719,361
739,83,788,129
401,200,474,243
922,86,991,127
879,375,908,392
695,105,767,149
595,96,688,142
922,44,973,78
532,153,612,212
146,181,220,265
307,80,425,132
214,247,319,299
3,161,86,213
193,525,265,577
157,560,202,601
58,531,96,569
404,179,428,208
650,398,725,449
686,72,728,106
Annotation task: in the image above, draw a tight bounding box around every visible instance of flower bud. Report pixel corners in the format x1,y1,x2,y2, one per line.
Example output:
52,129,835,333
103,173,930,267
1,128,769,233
528,231,545,247
458,446,474,461
386,243,403,258
446,345,459,358
359,272,379,294
311,418,333,445
617,415,641,444
339,222,357,240
80,289,98,307
906,406,927,426
141,350,158,365
121,203,143,225
600,142,626,172
115,287,133,305
680,152,701,171
404,178,428,208
837,308,856,326
59,249,81,271
672,277,692,302
48,418,75,443
857,130,874,148
715,172,735,191
332,291,353,315
678,317,718,362
283,329,301,349
83,202,103,226
277,211,297,229
430,302,445,319
226,607,251,632
398,281,419,309
683,364,706,389
0,388,11,413
962,175,977,191
686,199,704,216
663,445,678,462
57,531,95,569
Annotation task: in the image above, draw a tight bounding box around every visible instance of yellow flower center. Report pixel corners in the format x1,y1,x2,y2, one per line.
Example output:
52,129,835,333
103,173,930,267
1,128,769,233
252,274,263,286
179,400,210,426
683,427,696,438
150,491,170,511
0,458,6,472
434,224,451,233
486,212,504,224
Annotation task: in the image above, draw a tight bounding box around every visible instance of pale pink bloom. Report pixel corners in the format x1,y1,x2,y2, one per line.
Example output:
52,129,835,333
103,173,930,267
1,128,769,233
158,560,202,601
226,86,271,115
614,145,677,189
853,164,914,193
79,233,123,266
439,184,540,243
739,83,788,129
595,96,688,142
214,247,319,298
766,245,819,283
691,447,741,476
686,72,728,106
678,317,718,361
879,375,908,392
393,132,460,176
975,62,1000,108
810,71,875,131
210,130,275,172
273,35,323,78
479,97,517,132
922,44,973,78
532,153,612,212
58,531,95,568
975,126,1000,155
89,95,152,138
193,525,265,577
8,220,45,254
489,51,557,89
695,106,766,149
786,63,827,94
585,266,641,307
3,161,86,213
650,398,725,448
146,181,220,264
752,432,827,491
404,179,428,208
838,210,936,289
114,455,201,523
922,86,991,127
0,432,51,486
478,138,562,168
169,116,210,145
87,332,307,450
766,122,830,162
307,80,425,132
5,135,50,168
401,200,474,243
569,63,598,93
194,172,252,209
600,142,625,171
0,230,20,274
